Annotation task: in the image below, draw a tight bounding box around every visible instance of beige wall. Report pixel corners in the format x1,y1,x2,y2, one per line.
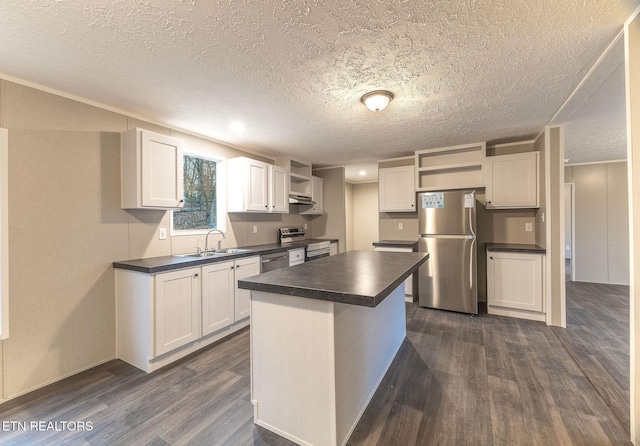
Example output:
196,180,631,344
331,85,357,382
565,162,629,285
626,10,640,443
379,212,419,240
345,182,354,251
0,80,308,401
352,183,379,250
312,167,347,253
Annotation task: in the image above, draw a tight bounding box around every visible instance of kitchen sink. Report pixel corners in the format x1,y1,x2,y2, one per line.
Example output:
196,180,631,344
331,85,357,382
221,248,252,254
174,248,253,259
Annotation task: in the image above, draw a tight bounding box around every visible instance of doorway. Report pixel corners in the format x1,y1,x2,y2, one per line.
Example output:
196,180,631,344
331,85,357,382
564,183,574,281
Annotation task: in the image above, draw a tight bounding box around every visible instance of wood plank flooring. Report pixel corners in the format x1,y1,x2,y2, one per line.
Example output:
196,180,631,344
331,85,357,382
0,287,631,445
552,280,630,433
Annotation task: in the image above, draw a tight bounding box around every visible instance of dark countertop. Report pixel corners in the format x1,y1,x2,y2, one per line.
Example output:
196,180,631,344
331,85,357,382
372,240,418,249
485,243,546,254
238,250,429,308
112,238,339,274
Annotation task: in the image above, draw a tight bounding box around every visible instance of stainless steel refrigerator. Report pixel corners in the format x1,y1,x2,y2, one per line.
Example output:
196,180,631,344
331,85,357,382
418,190,477,314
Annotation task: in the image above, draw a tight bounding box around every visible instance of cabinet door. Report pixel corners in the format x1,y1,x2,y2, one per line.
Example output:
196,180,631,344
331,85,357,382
379,166,416,212
141,131,184,208
301,176,323,215
487,252,542,312
234,256,260,321
246,160,269,211
269,165,289,213
312,176,323,214
485,152,538,208
201,261,235,336
155,268,200,356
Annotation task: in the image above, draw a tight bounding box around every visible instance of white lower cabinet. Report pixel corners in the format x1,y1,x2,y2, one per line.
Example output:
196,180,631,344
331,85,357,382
234,256,260,321
201,261,235,336
487,251,544,321
155,267,201,356
116,255,260,373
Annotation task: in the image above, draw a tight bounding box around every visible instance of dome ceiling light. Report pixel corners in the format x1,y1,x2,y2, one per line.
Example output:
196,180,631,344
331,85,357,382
361,90,394,112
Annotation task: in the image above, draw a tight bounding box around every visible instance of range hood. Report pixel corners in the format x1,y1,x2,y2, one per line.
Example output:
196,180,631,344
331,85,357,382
289,193,315,205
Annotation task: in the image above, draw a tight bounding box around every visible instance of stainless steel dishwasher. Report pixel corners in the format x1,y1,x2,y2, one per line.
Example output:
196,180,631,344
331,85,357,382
261,251,289,273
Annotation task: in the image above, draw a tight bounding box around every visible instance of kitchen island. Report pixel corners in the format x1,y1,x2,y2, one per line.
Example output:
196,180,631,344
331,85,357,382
238,250,429,446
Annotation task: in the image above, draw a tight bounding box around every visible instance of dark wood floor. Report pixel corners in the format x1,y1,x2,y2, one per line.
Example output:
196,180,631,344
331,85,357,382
0,284,631,445
552,280,630,433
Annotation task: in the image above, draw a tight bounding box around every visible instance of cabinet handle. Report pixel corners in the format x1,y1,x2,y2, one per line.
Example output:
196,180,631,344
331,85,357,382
231,266,235,270
490,256,493,260
194,273,199,278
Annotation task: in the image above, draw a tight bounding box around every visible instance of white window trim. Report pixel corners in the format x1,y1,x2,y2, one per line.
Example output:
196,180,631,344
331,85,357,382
0,128,9,339
170,152,226,237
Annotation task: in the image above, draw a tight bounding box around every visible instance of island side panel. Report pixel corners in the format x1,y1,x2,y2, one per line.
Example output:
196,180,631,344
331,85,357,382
251,291,337,446
333,285,406,445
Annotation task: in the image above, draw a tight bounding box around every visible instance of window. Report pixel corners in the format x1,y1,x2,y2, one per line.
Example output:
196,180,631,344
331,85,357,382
172,153,225,234
0,128,8,339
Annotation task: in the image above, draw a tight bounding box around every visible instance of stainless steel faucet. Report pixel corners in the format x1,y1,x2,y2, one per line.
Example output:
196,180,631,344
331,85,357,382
204,229,226,252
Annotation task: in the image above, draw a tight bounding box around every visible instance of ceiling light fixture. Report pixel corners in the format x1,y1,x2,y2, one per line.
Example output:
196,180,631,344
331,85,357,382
361,90,394,112
359,170,366,176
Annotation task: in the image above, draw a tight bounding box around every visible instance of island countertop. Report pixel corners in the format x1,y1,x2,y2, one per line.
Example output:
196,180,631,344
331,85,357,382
238,250,428,307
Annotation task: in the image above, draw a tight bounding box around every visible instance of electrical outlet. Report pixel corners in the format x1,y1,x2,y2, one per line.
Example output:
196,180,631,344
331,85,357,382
158,228,167,240
398,222,403,230
304,223,307,230
253,225,258,234
525,223,533,232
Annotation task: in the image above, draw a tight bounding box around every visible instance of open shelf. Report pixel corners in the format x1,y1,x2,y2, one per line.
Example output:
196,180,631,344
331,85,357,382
415,142,486,191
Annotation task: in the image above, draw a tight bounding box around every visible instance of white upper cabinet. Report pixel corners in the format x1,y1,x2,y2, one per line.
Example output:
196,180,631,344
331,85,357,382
485,152,539,209
379,165,416,212
121,128,184,210
228,157,269,212
301,176,323,215
269,164,289,213
227,157,289,213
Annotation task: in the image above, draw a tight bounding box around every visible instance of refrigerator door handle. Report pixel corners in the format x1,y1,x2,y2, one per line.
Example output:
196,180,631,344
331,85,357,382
469,190,476,237
469,236,476,291
419,234,475,239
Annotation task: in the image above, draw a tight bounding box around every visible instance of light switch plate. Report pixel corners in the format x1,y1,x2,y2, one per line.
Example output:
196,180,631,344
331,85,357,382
525,223,533,232
253,225,258,234
159,228,167,240
398,222,403,230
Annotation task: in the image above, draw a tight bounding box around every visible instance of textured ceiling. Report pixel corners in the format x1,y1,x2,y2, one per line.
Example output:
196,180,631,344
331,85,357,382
0,0,638,179
552,37,627,165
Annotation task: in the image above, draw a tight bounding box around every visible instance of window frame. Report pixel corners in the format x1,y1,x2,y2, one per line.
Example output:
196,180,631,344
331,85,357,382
170,151,226,237
0,128,9,339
